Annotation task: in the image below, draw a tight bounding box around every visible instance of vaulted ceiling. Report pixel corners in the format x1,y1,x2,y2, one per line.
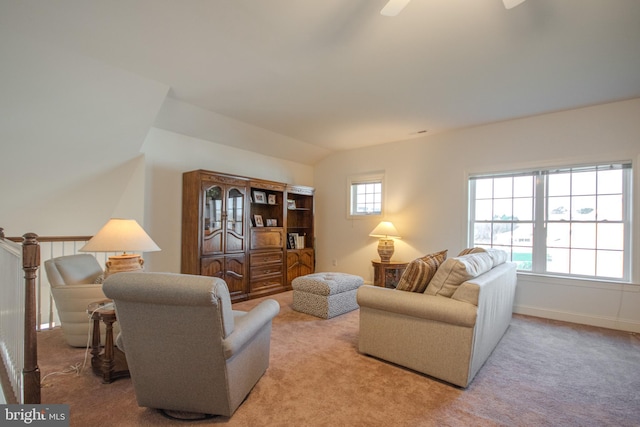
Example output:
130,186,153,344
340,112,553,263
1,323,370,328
2,0,640,161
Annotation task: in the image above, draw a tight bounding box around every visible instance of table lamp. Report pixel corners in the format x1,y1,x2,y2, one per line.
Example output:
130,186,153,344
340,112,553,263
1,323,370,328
369,221,401,263
80,218,160,278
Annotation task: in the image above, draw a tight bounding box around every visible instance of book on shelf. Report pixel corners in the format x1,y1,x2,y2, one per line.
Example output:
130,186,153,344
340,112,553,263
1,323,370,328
287,233,305,249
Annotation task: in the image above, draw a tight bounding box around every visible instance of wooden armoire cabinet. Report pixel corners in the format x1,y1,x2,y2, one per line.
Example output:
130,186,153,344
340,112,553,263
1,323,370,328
181,170,314,301
182,171,249,300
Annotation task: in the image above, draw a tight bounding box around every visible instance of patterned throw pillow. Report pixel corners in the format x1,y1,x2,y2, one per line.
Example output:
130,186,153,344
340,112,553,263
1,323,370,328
395,249,448,293
457,247,487,256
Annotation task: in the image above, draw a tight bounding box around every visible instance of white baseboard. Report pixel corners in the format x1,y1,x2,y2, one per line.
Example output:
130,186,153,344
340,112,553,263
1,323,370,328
514,304,640,333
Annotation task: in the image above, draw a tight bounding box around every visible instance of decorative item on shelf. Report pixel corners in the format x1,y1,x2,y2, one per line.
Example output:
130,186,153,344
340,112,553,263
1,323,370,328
254,215,264,227
266,219,277,227
80,218,161,278
253,191,266,204
369,221,401,263
287,199,296,210
268,194,276,205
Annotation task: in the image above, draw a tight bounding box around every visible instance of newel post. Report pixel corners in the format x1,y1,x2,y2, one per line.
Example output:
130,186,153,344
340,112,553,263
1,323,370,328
22,232,41,404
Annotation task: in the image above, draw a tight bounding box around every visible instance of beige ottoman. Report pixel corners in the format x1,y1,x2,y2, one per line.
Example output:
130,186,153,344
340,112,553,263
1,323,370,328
292,272,364,319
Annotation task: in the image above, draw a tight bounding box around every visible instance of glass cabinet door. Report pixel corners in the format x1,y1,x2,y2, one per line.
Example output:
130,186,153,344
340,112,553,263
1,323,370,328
226,187,246,253
203,185,224,254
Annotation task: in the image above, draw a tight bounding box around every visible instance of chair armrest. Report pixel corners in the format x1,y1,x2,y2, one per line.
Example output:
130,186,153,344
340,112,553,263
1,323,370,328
356,285,477,328
50,283,107,299
222,299,280,359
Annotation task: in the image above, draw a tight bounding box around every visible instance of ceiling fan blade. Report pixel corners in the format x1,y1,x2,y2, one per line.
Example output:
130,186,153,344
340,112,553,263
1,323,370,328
380,0,411,17
503,0,526,9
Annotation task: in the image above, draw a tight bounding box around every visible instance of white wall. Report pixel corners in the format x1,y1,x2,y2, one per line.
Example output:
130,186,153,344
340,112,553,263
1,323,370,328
140,127,314,273
0,26,168,236
314,98,640,332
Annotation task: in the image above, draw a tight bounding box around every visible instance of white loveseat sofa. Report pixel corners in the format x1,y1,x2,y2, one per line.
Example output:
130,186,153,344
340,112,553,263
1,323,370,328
357,249,517,387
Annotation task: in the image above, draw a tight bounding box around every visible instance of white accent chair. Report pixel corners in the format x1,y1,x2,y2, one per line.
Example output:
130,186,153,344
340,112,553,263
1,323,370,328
103,272,280,418
44,254,114,347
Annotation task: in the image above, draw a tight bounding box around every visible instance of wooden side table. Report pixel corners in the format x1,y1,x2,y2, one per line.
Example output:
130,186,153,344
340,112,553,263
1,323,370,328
87,299,129,384
371,260,409,288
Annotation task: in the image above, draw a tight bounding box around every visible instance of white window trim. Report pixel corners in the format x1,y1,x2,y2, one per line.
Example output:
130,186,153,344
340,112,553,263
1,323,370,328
347,172,385,219
467,161,632,282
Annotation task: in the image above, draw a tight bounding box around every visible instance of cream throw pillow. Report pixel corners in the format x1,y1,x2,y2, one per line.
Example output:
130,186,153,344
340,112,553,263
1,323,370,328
458,247,508,266
425,252,493,297
485,248,508,266
395,249,448,293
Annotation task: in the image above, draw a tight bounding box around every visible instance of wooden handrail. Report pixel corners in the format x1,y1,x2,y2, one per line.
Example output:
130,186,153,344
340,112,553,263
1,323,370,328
5,235,93,243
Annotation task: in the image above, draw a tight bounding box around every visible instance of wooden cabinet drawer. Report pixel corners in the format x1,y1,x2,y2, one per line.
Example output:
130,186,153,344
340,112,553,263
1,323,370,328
250,251,283,266
251,264,283,281
250,277,284,293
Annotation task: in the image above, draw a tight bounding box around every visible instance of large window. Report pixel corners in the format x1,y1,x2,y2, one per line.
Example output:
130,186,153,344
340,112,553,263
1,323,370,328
468,162,631,281
348,173,384,218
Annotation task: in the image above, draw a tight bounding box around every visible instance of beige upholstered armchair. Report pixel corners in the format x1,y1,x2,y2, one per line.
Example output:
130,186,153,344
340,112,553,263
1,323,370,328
44,254,114,347
102,272,280,418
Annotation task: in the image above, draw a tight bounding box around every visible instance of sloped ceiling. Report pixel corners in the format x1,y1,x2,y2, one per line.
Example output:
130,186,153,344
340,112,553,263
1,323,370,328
1,0,639,167
0,25,169,231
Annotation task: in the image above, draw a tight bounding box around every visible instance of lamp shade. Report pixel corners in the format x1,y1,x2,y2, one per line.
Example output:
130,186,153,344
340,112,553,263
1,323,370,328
80,219,160,253
380,0,411,16
369,221,401,239
503,0,526,9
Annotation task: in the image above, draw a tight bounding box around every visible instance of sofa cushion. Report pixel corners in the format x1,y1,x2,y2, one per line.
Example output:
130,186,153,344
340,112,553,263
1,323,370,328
425,252,493,297
395,250,447,293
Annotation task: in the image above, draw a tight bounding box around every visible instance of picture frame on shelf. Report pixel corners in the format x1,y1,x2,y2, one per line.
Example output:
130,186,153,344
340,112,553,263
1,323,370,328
254,214,264,227
287,199,296,210
253,191,267,204
266,218,277,227
268,194,276,205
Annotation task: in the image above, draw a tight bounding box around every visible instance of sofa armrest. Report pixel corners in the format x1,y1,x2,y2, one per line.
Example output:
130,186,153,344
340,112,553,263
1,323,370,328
222,299,280,359
357,285,477,327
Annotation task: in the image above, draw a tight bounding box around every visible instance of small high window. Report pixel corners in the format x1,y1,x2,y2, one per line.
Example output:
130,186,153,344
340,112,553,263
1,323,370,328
348,173,384,218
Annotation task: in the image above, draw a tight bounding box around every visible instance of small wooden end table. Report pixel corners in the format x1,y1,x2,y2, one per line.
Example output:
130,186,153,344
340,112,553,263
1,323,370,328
371,260,409,288
87,299,129,384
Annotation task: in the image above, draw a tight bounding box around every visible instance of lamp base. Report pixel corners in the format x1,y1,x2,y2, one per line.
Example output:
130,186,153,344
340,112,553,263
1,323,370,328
104,254,144,278
377,238,395,263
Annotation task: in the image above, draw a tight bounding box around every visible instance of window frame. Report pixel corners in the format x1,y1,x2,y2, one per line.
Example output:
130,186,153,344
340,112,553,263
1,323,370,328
467,162,632,282
347,172,385,219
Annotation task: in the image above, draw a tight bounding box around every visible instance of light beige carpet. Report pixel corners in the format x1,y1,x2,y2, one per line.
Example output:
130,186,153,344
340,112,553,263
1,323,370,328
38,291,640,426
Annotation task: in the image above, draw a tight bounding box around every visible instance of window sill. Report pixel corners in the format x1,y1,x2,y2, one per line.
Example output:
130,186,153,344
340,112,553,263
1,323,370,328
516,271,640,292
